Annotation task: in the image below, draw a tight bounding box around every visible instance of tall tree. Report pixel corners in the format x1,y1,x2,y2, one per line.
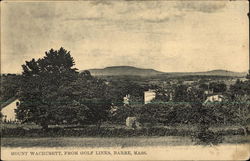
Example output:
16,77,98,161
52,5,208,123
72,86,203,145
0,74,21,103
16,47,78,129
107,80,145,105
61,73,112,125
209,82,227,93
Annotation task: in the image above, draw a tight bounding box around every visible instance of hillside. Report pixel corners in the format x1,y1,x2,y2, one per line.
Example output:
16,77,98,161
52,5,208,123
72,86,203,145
81,66,246,77
165,70,246,77
83,66,164,76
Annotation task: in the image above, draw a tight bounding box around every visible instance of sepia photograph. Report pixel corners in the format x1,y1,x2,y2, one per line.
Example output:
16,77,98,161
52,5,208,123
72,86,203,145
1,0,250,160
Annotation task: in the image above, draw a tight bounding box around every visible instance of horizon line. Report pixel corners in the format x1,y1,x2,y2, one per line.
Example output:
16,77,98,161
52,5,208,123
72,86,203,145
83,65,248,73
1,65,248,75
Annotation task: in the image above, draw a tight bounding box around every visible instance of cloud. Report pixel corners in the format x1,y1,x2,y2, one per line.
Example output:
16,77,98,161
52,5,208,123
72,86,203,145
21,3,61,19
64,17,103,21
175,2,227,13
62,1,183,24
61,1,225,25
142,16,170,23
141,13,185,23
90,0,113,6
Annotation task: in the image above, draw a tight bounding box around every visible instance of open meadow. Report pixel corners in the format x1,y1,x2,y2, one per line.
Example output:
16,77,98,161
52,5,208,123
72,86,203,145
1,135,250,148
1,122,249,147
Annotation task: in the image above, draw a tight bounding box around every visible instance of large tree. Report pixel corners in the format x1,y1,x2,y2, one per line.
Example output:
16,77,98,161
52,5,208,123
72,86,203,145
107,80,145,105
59,72,112,126
228,80,250,135
209,81,227,93
16,47,78,129
0,74,22,103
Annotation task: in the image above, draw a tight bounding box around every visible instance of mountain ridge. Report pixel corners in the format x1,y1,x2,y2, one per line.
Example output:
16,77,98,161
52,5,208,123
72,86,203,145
80,66,247,77
83,66,164,76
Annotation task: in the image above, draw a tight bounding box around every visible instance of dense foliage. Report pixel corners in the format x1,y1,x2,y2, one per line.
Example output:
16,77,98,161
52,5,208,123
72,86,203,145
15,48,111,128
111,80,250,131
107,80,146,105
0,74,22,103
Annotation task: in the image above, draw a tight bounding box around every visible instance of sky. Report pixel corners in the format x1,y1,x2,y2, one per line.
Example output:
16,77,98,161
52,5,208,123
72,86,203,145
1,0,249,73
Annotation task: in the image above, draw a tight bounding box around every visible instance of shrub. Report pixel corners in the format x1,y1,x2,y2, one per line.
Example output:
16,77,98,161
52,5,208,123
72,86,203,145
195,129,223,145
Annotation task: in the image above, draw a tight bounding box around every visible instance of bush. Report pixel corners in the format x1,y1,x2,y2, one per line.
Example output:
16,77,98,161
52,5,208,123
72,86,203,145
1,126,195,138
195,130,223,145
3,125,244,138
111,103,195,125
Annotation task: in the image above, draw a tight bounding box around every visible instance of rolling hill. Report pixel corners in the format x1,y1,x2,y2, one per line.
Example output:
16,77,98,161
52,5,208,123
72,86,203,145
81,66,246,77
164,70,247,77
83,66,164,76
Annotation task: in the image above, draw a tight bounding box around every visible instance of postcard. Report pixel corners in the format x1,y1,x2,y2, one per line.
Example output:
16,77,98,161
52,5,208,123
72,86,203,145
1,0,249,160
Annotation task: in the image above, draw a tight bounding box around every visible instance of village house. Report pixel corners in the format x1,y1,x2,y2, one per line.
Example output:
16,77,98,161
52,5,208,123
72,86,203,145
183,80,195,85
203,94,224,105
1,98,20,122
204,89,214,95
144,89,156,104
239,77,249,82
123,94,131,105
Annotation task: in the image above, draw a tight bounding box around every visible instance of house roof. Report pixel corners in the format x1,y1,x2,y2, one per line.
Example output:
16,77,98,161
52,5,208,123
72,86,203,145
0,97,18,110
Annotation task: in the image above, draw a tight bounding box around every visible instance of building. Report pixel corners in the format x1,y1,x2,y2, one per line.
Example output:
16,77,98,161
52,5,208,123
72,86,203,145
203,95,224,105
144,90,156,104
183,80,195,85
123,94,131,105
239,77,249,82
204,89,213,95
1,98,20,122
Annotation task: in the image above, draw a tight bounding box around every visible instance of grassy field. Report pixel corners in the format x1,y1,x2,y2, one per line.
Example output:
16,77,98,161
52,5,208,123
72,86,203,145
0,136,193,147
1,122,248,131
0,123,41,129
1,123,249,147
1,135,250,148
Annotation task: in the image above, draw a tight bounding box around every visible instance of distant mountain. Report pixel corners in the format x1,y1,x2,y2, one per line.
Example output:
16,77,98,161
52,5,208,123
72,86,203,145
200,70,247,77
82,66,164,76
81,66,247,77
165,70,247,77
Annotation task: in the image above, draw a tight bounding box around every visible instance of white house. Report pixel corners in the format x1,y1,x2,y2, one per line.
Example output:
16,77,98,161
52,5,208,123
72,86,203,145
203,95,224,105
123,94,131,105
1,99,20,122
204,89,213,95
144,90,156,104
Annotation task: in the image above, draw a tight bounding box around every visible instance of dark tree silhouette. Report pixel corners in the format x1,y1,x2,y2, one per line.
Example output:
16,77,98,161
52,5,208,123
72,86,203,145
16,47,78,129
